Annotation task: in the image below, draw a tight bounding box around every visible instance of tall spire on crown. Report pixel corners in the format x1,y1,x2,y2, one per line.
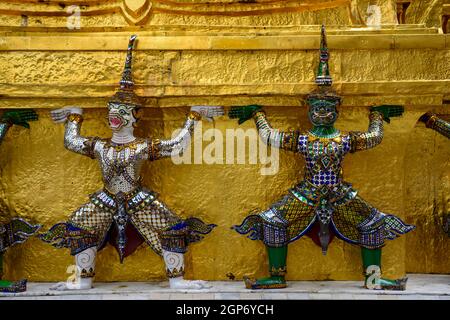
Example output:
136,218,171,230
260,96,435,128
307,25,341,107
120,35,137,91
315,25,332,87
109,34,142,107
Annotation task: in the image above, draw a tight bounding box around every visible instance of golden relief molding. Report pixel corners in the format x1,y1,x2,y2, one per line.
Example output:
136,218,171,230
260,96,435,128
152,0,353,16
0,0,362,26
122,0,152,25
0,33,447,51
1,81,448,100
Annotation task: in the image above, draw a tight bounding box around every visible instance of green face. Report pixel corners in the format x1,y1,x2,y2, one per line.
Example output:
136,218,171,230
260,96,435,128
107,103,136,131
307,99,339,127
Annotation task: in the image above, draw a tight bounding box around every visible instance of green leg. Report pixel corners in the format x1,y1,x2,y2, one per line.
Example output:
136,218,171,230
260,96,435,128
0,253,12,288
361,247,381,271
361,247,408,291
0,252,27,292
244,246,288,289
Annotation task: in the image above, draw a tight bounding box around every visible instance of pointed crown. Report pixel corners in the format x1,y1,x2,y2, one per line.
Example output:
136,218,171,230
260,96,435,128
315,25,332,87
109,35,143,108
307,25,341,107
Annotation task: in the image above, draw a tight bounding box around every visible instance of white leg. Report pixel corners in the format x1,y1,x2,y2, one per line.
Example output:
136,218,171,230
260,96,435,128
50,247,97,291
163,250,211,290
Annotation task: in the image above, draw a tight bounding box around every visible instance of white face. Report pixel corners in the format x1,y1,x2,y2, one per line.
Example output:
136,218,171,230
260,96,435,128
107,103,136,132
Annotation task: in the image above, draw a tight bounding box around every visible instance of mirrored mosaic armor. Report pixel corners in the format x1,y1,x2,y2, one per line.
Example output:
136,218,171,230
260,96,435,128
39,36,215,281
236,110,413,253
231,26,414,291
40,112,214,263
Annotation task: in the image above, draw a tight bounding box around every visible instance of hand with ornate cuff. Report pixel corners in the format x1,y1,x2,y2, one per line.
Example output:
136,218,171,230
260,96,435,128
0,109,38,146
190,105,224,122
154,105,223,159
418,112,450,139
1,109,38,129
39,35,216,291
370,105,404,124
50,107,83,124
228,105,262,125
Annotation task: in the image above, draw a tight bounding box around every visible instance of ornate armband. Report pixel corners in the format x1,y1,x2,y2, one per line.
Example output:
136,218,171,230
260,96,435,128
187,111,202,121
80,267,96,278
83,137,100,159
253,110,267,122
424,114,438,129
369,111,383,122
349,133,362,153
148,139,162,161
282,130,301,152
67,113,83,124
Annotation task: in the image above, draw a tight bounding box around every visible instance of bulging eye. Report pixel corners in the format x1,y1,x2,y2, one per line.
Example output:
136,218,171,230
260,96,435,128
119,110,126,115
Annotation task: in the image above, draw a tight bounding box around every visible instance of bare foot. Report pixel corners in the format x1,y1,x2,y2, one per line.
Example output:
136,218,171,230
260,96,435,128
169,278,211,290
50,278,93,291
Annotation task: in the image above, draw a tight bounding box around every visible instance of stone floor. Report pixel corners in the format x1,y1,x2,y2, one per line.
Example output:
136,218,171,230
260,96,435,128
0,274,449,300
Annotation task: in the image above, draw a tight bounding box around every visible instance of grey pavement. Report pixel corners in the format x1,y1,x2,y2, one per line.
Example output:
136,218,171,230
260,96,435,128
0,274,449,300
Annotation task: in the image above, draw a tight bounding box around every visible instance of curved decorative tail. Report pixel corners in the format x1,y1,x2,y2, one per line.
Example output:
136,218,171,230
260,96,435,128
0,218,42,252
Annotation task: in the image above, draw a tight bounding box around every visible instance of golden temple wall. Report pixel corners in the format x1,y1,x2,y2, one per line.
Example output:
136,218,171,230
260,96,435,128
0,0,449,282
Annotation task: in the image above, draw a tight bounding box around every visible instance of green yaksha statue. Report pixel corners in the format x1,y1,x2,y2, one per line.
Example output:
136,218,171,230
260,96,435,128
230,26,415,291
0,109,41,293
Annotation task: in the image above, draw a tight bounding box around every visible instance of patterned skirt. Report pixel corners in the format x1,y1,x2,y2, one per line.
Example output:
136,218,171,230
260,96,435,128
39,188,216,258
234,191,415,250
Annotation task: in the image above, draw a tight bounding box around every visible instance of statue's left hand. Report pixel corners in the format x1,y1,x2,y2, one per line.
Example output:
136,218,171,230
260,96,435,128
1,109,38,129
370,105,404,124
190,106,224,122
228,105,263,125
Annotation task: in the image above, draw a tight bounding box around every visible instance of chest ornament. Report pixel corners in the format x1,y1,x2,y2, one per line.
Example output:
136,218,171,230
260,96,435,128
307,133,342,146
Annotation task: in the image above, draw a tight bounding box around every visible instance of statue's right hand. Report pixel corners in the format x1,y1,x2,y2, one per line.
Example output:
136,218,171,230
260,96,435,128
50,107,83,124
370,105,403,124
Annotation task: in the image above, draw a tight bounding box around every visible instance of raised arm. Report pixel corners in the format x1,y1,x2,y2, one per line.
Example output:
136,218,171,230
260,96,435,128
0,109,38,145
150,106,224,159
419,112,450,139
50,107,99,158
155,110,200,159
229,105,300,152
349,105,403,153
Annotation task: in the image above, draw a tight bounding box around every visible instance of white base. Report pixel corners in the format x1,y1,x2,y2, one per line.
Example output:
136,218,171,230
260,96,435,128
1,274,449,300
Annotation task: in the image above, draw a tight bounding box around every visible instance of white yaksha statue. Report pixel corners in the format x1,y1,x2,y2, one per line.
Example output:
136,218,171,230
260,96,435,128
39,35,223,290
